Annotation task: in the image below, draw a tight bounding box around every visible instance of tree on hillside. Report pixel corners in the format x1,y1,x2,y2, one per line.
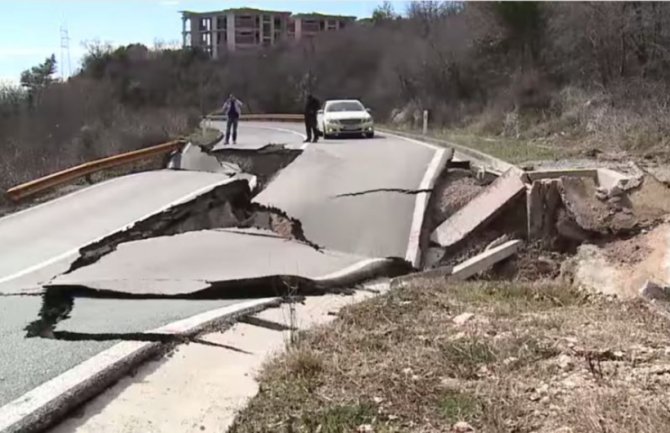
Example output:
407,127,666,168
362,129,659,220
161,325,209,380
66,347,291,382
492,1,545,68
372,1,400,24
20,54,57,107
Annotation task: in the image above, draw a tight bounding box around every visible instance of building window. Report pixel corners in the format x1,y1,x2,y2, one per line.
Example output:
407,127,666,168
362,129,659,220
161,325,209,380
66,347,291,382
199,17,211,31
217,16,227,30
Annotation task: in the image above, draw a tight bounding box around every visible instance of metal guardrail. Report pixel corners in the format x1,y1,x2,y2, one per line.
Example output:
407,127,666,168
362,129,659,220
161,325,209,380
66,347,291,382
207,113,304,122
6,139,185,202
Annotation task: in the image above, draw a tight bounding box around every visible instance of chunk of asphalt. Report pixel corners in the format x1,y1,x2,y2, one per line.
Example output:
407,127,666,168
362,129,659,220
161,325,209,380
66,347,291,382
28,229,413,337
431,168,526,249
62,178,253,276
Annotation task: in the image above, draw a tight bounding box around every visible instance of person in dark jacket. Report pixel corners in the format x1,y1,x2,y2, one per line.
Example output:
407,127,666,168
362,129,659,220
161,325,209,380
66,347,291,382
222,94,243,145
304,93,321,143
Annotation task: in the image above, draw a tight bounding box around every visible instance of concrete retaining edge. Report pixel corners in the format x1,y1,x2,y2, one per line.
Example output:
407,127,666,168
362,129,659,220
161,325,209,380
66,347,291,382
0,298,280,433
377,127,517,175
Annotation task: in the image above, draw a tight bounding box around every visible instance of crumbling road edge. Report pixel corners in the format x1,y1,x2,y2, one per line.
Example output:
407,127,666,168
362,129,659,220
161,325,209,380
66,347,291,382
0,298,280,433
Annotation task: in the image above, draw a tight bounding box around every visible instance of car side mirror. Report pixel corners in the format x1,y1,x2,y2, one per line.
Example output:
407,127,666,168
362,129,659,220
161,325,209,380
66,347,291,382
317,109,324,114
365,108,372,113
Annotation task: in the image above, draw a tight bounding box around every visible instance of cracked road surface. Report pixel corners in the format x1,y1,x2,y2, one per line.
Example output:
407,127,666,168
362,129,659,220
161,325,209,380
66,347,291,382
0,170,234,295
253,124,450,261
49,228,406,296
0,122,448,428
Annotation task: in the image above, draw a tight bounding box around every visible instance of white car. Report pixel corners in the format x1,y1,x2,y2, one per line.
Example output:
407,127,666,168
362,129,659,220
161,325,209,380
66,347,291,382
317,99,375,139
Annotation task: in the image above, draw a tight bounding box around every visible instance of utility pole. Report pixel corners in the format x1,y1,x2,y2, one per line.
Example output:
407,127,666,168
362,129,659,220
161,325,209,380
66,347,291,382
59,24,72,80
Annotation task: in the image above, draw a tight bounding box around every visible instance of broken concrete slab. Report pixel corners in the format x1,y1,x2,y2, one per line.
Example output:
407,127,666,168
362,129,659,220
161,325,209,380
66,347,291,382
525,168,597,182
527,179,562,243
50,228,410,297
450,240,522,280
431,168,525,249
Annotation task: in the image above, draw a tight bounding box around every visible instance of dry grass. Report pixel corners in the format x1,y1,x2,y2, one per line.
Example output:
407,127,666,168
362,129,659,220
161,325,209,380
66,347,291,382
0,115,200,217
230,280,670,433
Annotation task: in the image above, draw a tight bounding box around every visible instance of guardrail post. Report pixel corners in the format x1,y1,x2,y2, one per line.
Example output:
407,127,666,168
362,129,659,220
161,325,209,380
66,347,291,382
422,110,429,135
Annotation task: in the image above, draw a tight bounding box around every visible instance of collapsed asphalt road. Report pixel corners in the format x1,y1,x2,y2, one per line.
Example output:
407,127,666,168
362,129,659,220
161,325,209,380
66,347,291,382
25,122,448,335
0,170,239,294
0,122,449,432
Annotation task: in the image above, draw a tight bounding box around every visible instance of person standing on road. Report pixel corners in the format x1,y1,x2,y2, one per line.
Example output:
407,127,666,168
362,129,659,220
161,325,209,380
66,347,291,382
304,93,321,143
222,94,243,145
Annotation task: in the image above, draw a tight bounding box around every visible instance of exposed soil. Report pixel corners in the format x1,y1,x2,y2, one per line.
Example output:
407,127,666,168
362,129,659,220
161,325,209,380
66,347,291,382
571,224,670,299
560,176,637,235
602,233,654,266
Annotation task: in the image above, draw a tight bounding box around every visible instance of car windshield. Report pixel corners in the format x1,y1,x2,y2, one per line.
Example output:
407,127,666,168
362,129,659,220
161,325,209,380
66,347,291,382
326,101,365,112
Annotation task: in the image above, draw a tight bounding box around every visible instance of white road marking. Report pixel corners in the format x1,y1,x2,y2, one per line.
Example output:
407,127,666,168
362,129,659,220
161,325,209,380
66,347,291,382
0,175,130,224
0,177,246,287
379,129,444,151
238,124,309,149
0,298,280,433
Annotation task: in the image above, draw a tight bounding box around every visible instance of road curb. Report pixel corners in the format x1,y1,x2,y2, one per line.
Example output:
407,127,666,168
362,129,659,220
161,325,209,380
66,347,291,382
378,127,517,175
0,298,280,433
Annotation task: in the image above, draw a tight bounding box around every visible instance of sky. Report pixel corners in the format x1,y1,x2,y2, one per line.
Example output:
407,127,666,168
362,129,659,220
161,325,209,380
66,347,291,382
0,0,409,85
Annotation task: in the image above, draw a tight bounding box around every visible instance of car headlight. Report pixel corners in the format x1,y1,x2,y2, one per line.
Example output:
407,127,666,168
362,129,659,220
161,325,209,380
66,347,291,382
325,119,341,126
362,118,373,126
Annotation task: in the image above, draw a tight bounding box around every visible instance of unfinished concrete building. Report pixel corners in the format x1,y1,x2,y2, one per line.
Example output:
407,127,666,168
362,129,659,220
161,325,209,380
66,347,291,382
181,8,356,57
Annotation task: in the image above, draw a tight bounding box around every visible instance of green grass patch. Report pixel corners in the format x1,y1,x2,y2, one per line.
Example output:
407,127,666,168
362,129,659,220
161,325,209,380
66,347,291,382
440,390,482,423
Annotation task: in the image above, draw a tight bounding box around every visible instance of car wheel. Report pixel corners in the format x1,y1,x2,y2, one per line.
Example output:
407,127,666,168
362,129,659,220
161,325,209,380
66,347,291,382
366,132,375,138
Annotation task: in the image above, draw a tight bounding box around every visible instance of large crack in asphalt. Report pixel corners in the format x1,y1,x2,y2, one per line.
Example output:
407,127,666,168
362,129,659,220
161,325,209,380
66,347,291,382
212,144,302,194
334,188,434,198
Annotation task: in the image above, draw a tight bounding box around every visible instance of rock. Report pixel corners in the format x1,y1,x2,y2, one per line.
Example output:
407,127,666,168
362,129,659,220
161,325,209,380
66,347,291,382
640,280,670,301
557,354,574,372
451,421,475,432
453,312,475,325
551,428,574,433
357,425,374,433
440,377,462,391
648,364,670,375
